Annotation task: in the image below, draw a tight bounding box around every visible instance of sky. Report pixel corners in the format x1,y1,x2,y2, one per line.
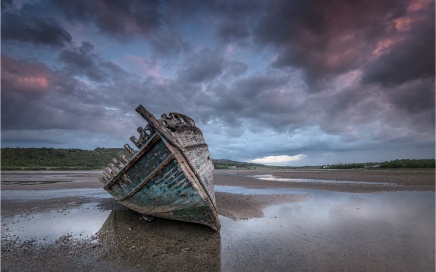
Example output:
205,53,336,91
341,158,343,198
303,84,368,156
1,0,435,166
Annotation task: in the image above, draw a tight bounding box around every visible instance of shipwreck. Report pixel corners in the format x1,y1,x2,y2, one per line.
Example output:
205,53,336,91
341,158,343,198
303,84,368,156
99,105,220,231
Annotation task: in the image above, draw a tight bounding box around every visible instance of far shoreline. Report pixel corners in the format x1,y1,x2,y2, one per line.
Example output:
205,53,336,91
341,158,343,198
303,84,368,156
1,168,434,192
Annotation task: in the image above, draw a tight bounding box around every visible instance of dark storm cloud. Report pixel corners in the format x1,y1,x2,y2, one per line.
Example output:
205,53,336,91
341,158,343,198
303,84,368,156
227,61,248,77
52,0,162,41
51,0,195,59
52,0,260,53
362,4,435,86
233,75,288,98
59,42,128,83
167,0,261,46
1,0,434,163
1,0,13,10
190,73,301,131
1,55,54,95
386,79,435,114
167,0,260,20
2,55,58,130
178,49,225,83
216,19,250,43
1,12,72,47
253,0,408,89
1,53,137,136
149,31,191,56
315,79,434,138
133,78,203,116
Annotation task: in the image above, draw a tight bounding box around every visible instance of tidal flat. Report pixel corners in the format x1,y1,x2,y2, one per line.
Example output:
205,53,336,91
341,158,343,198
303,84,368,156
1,169,434,271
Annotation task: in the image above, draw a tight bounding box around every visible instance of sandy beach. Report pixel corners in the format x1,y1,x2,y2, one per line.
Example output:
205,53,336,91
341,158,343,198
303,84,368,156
1,169,435,271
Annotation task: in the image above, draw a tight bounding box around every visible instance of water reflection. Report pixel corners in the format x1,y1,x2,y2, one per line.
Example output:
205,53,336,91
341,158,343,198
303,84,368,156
1,188,110,200
1,203,110,243
216,185,304,195
251,174,388,185
2,203,221,271
97,210,221,271
219,188,435,272
1,187,434,271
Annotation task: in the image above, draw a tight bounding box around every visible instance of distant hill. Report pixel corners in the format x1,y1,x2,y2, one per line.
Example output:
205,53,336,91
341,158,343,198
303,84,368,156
0,148,269,170
326,159,435,169
1,147,124,170
212,159,272,169
1,148,434,170
0,148,272,170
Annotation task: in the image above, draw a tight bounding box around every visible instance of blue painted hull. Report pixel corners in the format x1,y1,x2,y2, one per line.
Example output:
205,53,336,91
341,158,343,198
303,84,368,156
100,105,220,231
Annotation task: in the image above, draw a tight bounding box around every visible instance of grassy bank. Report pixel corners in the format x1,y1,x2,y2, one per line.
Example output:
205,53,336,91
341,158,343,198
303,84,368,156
1,148,123,170
1,148,434,171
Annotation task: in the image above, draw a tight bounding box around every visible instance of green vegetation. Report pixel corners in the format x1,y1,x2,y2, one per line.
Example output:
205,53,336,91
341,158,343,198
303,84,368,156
1,147,123,170
0,149,272,170
326,159,435,169
1,148,434,170
213,159,270,169
379,159,435,168
328,163,373,169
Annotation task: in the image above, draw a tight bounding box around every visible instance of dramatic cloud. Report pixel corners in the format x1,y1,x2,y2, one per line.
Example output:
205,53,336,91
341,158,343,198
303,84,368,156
1,55,54,95
58,42,128,83
1,12,72,47
52,0,162,41
253,0,434,92
362,4,435,86
178,48,226,83
1,0,13,9
1,0,434,165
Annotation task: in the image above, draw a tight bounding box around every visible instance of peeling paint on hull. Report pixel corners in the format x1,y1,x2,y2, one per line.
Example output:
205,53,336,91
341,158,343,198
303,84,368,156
100,105,220,231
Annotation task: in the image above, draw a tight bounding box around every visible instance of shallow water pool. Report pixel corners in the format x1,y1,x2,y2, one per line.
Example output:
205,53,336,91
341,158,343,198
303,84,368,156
2,186,434,271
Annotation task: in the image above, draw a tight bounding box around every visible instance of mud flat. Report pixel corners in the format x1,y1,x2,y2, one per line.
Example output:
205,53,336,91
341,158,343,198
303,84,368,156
1,169,435,271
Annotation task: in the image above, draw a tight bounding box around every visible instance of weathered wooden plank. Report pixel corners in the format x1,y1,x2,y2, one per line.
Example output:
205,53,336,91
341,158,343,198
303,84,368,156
100,104,220,231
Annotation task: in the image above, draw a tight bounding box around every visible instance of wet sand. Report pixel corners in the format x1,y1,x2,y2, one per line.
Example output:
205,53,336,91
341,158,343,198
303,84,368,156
1,169,435,271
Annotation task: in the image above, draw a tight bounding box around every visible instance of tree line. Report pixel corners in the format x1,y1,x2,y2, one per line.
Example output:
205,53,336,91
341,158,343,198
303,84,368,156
327,159,435,169
1,148,434,170
1,148,124,170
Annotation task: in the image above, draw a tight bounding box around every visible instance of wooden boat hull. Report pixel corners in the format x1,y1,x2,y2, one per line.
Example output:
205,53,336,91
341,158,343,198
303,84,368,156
100,105,220,231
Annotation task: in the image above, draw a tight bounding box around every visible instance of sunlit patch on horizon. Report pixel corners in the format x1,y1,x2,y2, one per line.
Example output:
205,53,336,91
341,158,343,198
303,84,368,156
250,154,308,165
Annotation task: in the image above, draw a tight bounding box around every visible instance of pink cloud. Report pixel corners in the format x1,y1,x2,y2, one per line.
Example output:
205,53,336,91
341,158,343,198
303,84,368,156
1,56,53,93
407,0,432,13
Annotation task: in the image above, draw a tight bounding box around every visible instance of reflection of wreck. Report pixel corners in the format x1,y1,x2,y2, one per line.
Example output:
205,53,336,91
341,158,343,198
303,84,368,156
98,210,221,270
99,105,220,231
